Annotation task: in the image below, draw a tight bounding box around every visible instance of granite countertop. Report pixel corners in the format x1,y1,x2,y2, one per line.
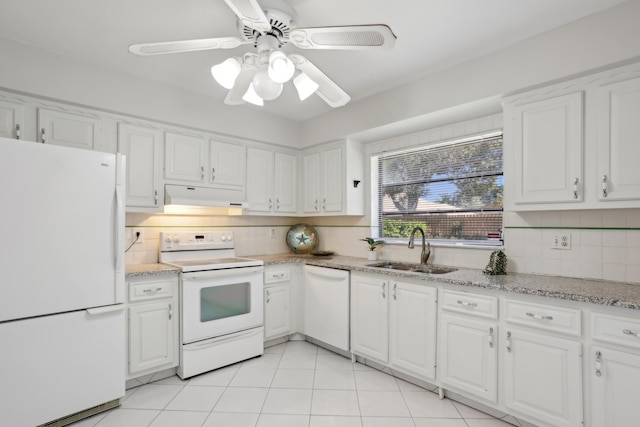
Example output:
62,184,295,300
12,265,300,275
253,254,640,310
125,263,180,278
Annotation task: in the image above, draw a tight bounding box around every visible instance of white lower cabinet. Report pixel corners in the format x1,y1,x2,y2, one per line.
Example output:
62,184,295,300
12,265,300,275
590,346,640,427
351,272,437,381
350,273,389,362
588,311,640,427
126,274,179,379
438,289,499,403
264,267,292,340
501,296,584,427
389,280,437,380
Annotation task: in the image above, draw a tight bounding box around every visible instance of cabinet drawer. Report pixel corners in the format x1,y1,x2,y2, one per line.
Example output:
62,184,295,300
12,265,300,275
591,312,640,350
128,279,174,302
504,299,581,336
441,290,498,319
265,268,290,284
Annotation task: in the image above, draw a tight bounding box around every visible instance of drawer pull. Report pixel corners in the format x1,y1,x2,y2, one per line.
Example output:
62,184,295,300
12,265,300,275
526,312,553,321
623,329,639,337
457,300,478,308
143,287,163,293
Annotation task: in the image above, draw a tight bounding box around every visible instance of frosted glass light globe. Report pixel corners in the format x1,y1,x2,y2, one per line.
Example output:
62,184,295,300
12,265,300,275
268,51,295,83
252,68,283,101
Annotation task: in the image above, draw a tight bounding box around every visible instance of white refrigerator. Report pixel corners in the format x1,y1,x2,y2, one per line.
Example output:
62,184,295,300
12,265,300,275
0,137,126,426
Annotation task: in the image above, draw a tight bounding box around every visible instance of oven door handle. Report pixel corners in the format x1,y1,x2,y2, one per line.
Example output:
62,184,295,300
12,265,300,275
189,328,261,349
182,266,263,280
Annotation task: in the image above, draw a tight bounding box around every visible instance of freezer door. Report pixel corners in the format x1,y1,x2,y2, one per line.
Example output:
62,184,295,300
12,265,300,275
0,306,125,427
0,138,124,321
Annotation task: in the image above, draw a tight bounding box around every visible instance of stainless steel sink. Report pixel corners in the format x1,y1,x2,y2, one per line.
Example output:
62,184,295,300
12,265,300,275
367,262,457,274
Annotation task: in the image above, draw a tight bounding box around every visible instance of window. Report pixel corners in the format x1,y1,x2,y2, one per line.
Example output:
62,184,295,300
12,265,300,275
375,131,503,245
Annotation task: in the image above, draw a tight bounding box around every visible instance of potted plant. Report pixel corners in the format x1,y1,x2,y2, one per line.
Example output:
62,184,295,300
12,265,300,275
360,237,383,261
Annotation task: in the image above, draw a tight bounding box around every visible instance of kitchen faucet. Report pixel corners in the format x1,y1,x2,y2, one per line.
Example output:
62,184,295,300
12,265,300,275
408,226,431,265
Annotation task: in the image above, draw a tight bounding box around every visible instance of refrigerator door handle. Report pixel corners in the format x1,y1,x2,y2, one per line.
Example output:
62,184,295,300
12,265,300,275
86,304,125,315
114,154,125,272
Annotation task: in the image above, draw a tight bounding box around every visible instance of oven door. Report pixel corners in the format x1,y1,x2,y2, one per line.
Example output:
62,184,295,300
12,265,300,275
181,266,263,344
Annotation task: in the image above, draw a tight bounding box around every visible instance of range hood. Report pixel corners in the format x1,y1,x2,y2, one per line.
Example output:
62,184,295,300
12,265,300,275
164,184,247,215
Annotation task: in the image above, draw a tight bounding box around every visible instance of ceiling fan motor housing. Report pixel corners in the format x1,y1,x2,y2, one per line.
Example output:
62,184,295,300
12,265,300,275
237,0,296,47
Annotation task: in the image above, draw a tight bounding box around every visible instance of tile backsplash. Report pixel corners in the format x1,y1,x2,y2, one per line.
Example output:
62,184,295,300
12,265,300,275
126,208,640,285
503,209,640,284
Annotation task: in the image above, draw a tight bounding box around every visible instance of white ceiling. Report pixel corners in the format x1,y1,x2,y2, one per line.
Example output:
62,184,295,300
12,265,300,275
0,0,628,122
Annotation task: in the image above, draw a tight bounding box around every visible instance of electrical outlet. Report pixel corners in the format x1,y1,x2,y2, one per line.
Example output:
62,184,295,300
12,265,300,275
133,227,144,244
553,233,571,250
269,227,276,238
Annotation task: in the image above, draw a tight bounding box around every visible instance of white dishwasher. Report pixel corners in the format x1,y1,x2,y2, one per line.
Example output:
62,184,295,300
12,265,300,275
304,265,350,351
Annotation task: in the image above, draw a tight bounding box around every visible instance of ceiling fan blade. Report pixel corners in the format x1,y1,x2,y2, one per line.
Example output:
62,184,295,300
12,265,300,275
223,0,272,33
224,54,259,105
289,24,396,50
129,37,248,56
289,54,350,108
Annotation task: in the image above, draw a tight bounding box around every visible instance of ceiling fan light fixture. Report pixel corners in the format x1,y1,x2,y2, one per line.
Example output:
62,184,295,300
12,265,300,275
252,67,283,101
293,72,319,101
211,57,242,89
267,51,295,83
242,83,264,106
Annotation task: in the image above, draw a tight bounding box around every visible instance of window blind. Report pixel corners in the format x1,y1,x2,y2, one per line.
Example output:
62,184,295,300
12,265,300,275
376,131,503,243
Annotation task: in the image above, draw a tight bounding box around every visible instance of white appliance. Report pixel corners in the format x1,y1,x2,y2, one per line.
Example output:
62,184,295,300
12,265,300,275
159,231,264,379
304,265,350,351
0,137,125,427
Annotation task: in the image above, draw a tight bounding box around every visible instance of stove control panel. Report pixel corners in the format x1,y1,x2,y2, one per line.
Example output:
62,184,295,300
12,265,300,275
160,231,234,251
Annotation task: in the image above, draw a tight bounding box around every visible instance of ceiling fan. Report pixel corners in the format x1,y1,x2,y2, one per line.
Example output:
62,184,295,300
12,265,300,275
129,0,396,108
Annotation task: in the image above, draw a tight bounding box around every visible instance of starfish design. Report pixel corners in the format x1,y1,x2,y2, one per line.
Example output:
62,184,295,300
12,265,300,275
296,233,309,245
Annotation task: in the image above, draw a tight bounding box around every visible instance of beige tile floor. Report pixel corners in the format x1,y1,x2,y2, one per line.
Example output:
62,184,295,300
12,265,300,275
72,341,518,427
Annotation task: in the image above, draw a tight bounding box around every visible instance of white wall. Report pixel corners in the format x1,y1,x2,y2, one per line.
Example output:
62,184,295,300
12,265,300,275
0,38,301,147
301,0,640,146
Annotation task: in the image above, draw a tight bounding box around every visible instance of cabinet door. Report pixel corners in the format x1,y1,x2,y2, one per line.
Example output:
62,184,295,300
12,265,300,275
246,147,274,212
389,281,437,381
274,152,297,213
590,346,640,427
597,76,640,202
264,284,291,340
439,314,498,403
37,107,101,150
118,123,163,211
302,152,320,213
209,140,246,188
511,92,584,204
128,301,176,375
321,145,343,212
350,273,388,363
503,328,583,427
164,132,207,183
0,100,24,140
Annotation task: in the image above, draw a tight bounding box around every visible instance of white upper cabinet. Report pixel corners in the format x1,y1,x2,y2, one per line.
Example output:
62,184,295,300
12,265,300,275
37,107,102,151
117,122,163,212
301,140,364,216
274,152,297,213
0,99,24,140
508,91,584,205
504,60,640,210
209,140,246,188
246,147,297,215
164,131,207,183
596,74,640,202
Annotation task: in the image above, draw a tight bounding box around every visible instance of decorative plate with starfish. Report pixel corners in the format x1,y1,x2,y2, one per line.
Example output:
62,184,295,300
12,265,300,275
285,223,318,254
